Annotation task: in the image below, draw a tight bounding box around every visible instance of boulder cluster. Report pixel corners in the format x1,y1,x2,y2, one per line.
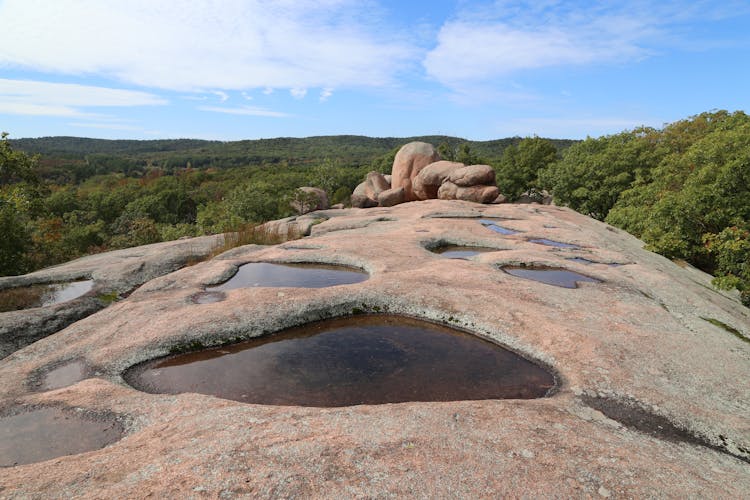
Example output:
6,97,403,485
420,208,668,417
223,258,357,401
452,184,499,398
351,142,501,208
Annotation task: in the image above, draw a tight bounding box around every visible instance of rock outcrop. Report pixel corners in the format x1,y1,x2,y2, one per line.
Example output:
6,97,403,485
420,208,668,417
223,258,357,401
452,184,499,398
290,186,329,214
352,143,505,208
1,200,748,497
390,142,441,201
413,160,464,200
0,235,224,359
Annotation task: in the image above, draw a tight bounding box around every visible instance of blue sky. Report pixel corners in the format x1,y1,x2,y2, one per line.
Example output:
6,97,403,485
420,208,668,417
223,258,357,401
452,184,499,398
1,0,749,141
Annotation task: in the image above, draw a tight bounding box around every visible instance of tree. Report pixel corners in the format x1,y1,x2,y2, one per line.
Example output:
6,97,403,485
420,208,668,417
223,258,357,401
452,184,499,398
0,133,42,275
540,129,658,220
495,137,557,201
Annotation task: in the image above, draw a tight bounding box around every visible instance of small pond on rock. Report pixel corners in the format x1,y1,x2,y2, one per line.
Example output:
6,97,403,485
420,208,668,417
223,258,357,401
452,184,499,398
0,407,122,467
432,246,499,259
0,280,94,313
35,359,92,392
502,267,601,288
124,315,556,407
206,262,367,291
479,220,521,235
528,238,580,249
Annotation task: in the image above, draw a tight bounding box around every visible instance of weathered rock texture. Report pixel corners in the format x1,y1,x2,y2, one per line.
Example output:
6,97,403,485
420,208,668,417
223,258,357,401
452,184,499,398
413,160,464,200
0,235,223,359
1,200,749,497
390,142,441,201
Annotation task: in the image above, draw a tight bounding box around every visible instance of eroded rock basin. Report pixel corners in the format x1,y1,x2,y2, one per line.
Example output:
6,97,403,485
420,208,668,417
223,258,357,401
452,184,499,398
0,280,94,313
502,266,601,288
207,262,367,290
432,245,499,259
0,407,122,467
124,315,556,407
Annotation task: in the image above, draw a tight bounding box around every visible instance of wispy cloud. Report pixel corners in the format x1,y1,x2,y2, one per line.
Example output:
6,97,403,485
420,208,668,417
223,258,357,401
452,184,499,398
198,105,289,118
319,88,334,102
424,1,744,90
0,0,414,92
0,78,166,117
290,88,308,100
211,91,229,102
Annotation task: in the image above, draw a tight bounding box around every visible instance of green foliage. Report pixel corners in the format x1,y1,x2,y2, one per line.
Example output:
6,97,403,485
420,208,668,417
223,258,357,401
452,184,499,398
540,129,658,220
495,137,558,201
3,132,573,276
540,110,750,305
704,225,750,306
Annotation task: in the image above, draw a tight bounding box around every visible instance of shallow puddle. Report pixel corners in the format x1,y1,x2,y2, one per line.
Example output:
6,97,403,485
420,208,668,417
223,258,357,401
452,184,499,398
37,360,91,391
207,263,367,291
0,280,94,313
191,291,226,304
502,267,601,288
124,315,556,406
432,246,499,259
0,407,122,467
480,220,520,235
528,238,580,249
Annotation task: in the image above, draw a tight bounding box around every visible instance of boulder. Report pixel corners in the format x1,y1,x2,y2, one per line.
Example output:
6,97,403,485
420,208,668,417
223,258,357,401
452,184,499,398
391,142,441,202
377,187,406,207
290,187,329,214
413,161,464,200
448,165,496,187
364,171,391,200
438,182,499,204
350,181,378,208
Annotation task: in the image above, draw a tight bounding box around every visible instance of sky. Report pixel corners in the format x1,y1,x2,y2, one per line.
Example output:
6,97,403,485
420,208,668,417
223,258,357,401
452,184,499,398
1,0,749,141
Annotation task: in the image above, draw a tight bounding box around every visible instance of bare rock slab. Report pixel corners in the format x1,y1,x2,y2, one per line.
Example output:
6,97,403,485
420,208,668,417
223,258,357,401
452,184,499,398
0,200,748,497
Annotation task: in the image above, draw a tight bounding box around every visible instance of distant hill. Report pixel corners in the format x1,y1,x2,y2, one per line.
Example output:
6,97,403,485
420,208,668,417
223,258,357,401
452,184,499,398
12,134,577,175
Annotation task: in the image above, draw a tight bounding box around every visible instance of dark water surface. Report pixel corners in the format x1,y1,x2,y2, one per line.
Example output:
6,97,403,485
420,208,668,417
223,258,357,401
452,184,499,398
528,238,580,249
207,263,367,291
502,267,601,288
0,280,94,313
479,220,521,235
433,246,499,259
0,407,122,467
124,315,556,407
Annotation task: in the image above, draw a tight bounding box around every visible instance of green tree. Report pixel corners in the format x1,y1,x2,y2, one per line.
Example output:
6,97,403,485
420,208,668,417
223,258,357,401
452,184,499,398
0,133,42,275
495,137,557,201
540,129,658,220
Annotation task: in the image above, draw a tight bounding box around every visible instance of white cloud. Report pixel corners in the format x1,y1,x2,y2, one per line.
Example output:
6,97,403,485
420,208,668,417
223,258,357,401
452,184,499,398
423,1,739,89
319,88,334,102
0,0,414,92
290,88,308,100
241,92,253,101
211,91,229,102
0,78,166,117
198,105,289,118
262,88,274,95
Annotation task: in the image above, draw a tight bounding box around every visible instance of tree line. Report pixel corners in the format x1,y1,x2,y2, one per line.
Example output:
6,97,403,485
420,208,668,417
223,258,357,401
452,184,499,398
2,112,747,305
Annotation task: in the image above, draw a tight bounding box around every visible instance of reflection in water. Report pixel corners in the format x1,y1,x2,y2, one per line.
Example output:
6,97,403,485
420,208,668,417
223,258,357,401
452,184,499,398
528,238,580,249
0,407,122,467
38,360,91,391
502,267,600,288
207,263,367,291
479,220,520,235
432,246,499,259
125,315,556,407
0,280,94,313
